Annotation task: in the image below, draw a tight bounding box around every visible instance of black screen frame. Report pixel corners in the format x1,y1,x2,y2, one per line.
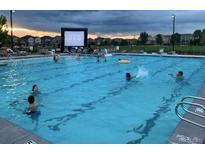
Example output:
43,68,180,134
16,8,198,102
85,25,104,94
61,27,88,52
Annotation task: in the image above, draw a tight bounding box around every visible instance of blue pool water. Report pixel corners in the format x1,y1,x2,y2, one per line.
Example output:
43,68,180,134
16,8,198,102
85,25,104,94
1,55,205,144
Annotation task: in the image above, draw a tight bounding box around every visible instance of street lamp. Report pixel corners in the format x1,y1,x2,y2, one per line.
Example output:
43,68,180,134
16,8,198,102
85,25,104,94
10,10,15,50
172,14,176,51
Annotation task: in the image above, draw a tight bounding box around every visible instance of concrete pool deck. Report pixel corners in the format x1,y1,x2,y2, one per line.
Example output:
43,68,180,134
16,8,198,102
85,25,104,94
0,118,49,144
1,52,205,62
168,84,205,144
113,52,205,58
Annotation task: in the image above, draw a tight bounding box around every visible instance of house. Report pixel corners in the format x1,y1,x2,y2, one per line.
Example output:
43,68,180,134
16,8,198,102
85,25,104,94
41,36,52,46
146,35,156,45
28,37,34,46
162,35,171,45
35,37,41,44
180,34,193,45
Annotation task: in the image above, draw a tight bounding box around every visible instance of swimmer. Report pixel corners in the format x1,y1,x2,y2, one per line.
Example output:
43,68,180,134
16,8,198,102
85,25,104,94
53,54,60,62
97,55,100,62
32,84,40,94
169,71,184,80
104,57,107,62
76,53,80,60
26,95,38,114
126,73,132,81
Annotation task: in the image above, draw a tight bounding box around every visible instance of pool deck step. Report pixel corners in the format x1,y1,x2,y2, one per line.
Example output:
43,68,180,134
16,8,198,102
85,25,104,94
168,85,205,144
0,118,49,144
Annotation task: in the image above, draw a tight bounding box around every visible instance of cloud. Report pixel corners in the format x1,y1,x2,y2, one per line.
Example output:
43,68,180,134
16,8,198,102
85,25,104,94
1,10,205,36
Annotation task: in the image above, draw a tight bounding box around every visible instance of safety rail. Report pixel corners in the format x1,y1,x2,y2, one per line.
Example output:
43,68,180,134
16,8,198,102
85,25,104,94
175,96,205,129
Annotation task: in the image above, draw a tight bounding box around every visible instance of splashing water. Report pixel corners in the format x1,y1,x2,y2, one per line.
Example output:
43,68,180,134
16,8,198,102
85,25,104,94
136,66,149,79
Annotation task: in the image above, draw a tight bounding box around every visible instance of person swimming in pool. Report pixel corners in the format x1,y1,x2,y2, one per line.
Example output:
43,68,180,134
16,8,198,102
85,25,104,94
53,54,60,62
26,95,38,114
126,73,132,81
97,55,100,62
76,53,80,60
32,84,41,95
169,71,184,80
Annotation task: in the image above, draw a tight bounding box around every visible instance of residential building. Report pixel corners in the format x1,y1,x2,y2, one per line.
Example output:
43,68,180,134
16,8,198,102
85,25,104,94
180,34,193,45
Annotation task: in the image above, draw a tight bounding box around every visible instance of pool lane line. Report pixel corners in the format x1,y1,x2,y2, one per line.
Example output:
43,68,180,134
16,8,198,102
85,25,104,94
126,62,205,144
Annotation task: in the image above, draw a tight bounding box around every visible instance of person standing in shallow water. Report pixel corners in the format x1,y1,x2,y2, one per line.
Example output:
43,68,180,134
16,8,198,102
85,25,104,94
97,55,100,62
26,95,38,114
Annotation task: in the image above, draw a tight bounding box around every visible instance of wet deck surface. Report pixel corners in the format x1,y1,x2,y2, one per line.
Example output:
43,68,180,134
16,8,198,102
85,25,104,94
168,85,205,144
0,118,49,144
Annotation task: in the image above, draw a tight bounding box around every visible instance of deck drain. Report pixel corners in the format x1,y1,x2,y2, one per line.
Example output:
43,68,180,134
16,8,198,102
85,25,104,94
25,140,37,144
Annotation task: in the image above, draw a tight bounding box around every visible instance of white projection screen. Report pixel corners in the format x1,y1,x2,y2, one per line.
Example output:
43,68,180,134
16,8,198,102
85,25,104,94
61,28,88,51
64,31,85,46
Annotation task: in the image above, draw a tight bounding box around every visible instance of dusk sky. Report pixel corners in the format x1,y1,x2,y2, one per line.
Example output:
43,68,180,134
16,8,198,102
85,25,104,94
1,10,205,38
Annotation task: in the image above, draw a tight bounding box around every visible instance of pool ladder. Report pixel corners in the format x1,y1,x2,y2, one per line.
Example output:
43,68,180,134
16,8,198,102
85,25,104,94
175,96,205,129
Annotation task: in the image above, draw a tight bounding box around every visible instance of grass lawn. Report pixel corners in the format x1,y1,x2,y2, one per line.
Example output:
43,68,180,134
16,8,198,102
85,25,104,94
93,45,205,55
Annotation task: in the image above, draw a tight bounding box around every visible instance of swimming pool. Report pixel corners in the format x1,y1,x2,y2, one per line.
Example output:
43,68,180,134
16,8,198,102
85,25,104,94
1,55,205,144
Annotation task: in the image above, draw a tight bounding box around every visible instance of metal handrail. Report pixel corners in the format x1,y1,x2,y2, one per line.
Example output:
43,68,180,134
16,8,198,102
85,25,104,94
175,101,205,129
181,96,205,102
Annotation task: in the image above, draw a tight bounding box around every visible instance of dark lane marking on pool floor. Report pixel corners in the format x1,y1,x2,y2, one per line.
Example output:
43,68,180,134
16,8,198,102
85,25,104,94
126,62,205,144
43,59,181,131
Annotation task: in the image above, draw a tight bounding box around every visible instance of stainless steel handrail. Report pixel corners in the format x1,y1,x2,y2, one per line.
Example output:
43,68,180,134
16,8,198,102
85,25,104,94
175,101,205,129
181,96,205,102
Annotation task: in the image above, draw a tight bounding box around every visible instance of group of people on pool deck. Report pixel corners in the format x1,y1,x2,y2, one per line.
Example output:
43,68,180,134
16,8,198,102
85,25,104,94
126,71,184,81
26,84,40,114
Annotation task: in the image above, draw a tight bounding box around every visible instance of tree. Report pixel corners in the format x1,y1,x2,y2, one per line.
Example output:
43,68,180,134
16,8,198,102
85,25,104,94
193,29,201,45
0,15,9,47
139,32,148,45
120,39,128,46
200,29,205,45
156,34,163,45
171,33,181,45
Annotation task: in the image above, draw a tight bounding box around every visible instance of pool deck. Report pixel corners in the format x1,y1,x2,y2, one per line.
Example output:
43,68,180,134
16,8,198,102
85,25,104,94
0,118,49,144
113,52,205,58
168,84,205,144
1,52,205,62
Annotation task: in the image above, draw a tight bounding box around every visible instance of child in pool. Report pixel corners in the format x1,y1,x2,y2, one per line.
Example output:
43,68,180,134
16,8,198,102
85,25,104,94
26,95,38,114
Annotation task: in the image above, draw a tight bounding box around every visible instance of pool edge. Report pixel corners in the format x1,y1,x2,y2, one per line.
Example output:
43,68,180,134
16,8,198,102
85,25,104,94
0,118,50,144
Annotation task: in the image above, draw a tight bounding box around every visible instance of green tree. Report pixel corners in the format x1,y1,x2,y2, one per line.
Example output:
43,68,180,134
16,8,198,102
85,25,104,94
120,39,128,46
193,29,201,45
0,15,9,47
139,32,148,45
171,33,181,45
156,34,163,45
200,29,205,45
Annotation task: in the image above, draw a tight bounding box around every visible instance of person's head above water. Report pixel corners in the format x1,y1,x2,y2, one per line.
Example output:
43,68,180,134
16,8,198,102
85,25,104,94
126,73,131,81
32,84,38,92
28,95,35,104
177,71,183,76
118,58,121,61
176,71,184,80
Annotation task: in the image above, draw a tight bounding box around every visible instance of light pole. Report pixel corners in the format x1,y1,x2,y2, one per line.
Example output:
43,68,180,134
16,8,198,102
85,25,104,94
172,14,176,51
10,10,15,50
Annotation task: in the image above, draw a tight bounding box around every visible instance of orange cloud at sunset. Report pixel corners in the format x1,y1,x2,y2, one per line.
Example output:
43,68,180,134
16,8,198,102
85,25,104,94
9,27,138,39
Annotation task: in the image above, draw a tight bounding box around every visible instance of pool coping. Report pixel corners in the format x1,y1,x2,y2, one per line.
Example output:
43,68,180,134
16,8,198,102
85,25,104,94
113,52,205,58
168,84,205,144
1,52,205,62
0,118,50,144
